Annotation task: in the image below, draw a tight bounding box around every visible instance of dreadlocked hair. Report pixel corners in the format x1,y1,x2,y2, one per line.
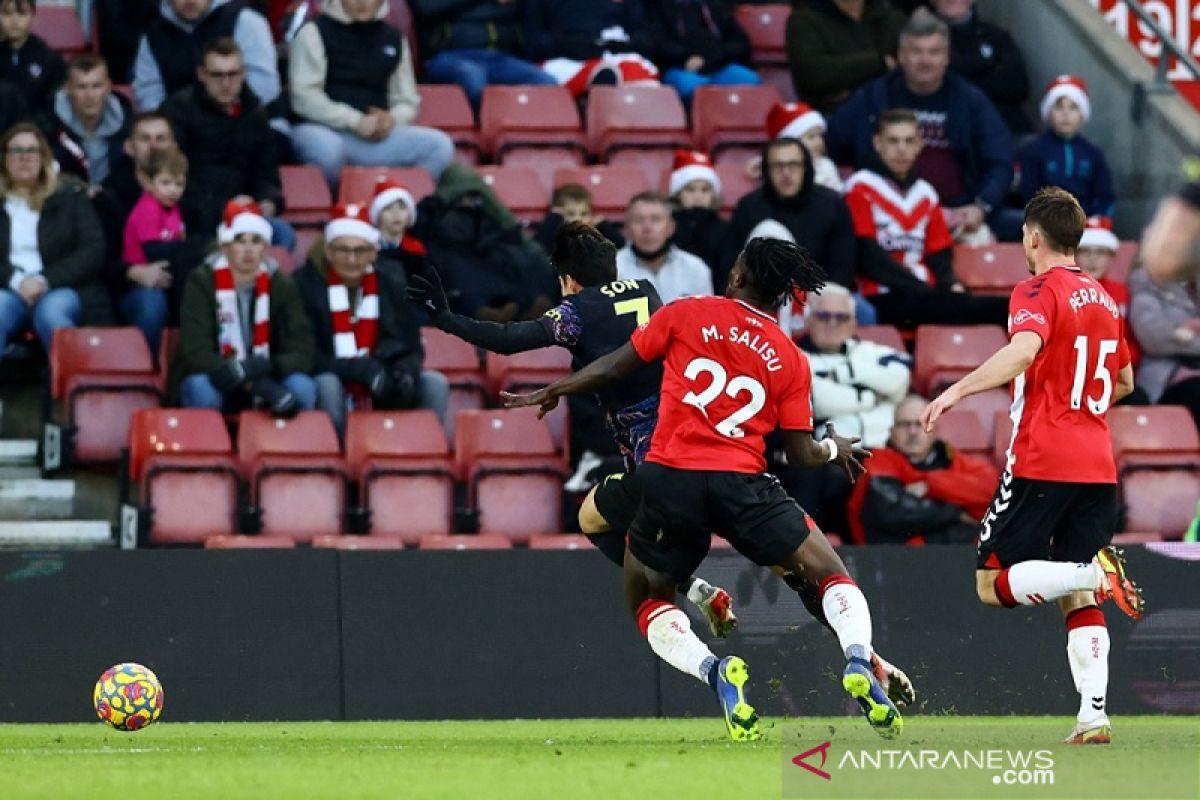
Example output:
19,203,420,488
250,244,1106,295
741,237,827,308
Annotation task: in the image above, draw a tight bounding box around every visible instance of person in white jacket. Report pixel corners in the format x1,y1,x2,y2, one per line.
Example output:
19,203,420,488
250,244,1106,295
288,0,454,185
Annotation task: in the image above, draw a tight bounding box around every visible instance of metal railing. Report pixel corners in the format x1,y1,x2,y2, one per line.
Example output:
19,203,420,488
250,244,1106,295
1118,0,1200,92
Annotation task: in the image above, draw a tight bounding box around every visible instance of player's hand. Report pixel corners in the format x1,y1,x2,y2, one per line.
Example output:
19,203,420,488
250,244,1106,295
500,387,560,419
825,423,870,482
920,386,960,432
405,269,450,318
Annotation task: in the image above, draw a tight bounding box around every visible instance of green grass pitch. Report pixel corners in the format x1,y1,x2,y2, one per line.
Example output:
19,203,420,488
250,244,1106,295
0,716,1196,800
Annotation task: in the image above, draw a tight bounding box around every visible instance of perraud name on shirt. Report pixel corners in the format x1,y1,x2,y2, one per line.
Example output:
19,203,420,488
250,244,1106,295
1067,285,1120,318
700,323,783,372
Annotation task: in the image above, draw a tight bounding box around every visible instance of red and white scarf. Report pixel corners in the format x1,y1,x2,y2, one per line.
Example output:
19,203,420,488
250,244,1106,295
213,256,271,360
329,266,379,358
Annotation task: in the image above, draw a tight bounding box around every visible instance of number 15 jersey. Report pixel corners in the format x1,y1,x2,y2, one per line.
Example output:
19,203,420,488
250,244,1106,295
630,296,814,474
1006,265,1131,484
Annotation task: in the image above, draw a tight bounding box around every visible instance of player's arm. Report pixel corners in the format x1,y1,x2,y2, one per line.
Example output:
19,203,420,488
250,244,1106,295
921,331,1043,431
782,424,871,482
407,271,555,354
1114,362,1135,403
501,341,647,418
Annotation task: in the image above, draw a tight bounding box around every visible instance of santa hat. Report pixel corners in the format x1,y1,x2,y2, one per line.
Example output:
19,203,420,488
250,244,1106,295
218,199,273,244
765,101,826,142
325,202,380,247
1040,74,1090,123
668,149,721,198
369,177,417,227
1078,217,1118,252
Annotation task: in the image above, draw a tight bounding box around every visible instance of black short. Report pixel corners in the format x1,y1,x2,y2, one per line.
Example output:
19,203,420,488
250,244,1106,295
628,463,812,585
592,470,641,535
976,471,1117,570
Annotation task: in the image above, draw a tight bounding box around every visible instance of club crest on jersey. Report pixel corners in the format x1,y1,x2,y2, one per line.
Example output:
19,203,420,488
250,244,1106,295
1012,309,1046,326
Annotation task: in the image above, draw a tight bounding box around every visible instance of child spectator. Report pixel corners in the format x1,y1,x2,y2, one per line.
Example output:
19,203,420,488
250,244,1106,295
667,149,729,280
122,148,187,269
369,177,427,282
534,183,624,252
1076,220,1141,370
0,0,64,115
765,102,842,192
1018,75,1114,220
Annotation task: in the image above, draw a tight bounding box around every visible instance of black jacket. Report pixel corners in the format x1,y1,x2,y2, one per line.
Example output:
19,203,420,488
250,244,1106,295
411,0,525,57
946,10,1031,134
95,0,161,83
0,82,31,134
162,82,282,237
644,0,750,72
523,0,654,62
672,207,730,285
0,34,65,116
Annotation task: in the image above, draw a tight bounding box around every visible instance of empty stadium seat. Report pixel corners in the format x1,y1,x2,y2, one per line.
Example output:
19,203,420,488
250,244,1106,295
757,66,797,103
345,410,454,541
586,86,692,160
312,535,408,550
279,165,332,226
609,148,681,193
480,85,588,159
31,6,87,55
46,327,161,468
855,325,906,352
1121,470,1200,538
421,327,487,437
734,4,789,66
236,411,348,541
955,389,1011,443
419,534,515,550
992,410,1013,469
485,348,573,452
692,85,781,158
527,534,595,550
553,166,651,220
714,163,759,217
205,535,297,549
1108,406,1200,471
337,166,434,206
498,146,587,195
414,84,482,164
953,243,1029,295
913,325,1008,395
455,409,566,540
125,409,239,545
477,166,550,225
936,409,990,458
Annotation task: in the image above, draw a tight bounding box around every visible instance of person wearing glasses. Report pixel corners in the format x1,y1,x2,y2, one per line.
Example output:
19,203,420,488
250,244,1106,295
294,202,448,437
0,123,111,358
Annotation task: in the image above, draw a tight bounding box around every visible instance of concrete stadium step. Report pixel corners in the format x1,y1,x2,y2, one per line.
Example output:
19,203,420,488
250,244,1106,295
0,520,111,548
0,479,75,520
0,439,38,464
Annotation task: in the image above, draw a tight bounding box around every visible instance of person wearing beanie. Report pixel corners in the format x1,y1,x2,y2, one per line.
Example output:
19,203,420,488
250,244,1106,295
367,176,430,285
765,101,842,192
174,199,316,418
1077,220,1141,373
293,201,449,436
667,149,731,281
1017,75,1114,220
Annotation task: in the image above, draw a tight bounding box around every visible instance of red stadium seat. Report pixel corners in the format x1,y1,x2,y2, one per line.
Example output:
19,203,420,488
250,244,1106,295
485,348,573,452
155,327,180,394
477,166,550,225
586,86,692,160
125,409,239,545
553,166,651,220
337,166,434,207
758,66,797,103
1121,470,1200,538
955,389,1010,443
953,244,1029,295
692,85,781,158
714,163,759,218
936,409,990,458
992,410,1013,469
913,325,1008,395
480,85,587,159
47,327,160,467
279,165,332,226
455,409,566,540
236,411,347,541
1109,241,1138,283
421,327,487,438
267,245,294,274
527,534,595,550
418,534,514,550
31,6,87,55
415,84,482,164
312,535,408,550
1107,406,1200,472
498,146,587,195
855,325,906,352
204,535,297,549
734,4,789,66
609,148,680,193
345,410,454,541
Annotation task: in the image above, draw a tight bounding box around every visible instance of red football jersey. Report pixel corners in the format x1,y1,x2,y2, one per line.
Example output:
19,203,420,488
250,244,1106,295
1005,265,1131,483
629,296,814,474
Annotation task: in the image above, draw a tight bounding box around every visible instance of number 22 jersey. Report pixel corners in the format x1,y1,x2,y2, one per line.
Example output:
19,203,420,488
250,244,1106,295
629,295,815,474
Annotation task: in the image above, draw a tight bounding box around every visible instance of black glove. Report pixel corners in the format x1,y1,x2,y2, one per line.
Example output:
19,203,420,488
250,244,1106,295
391,368,418,407
242,355,272,381
209,359,246,392
333,358,392,398
251,377,299,418
405,268,449,320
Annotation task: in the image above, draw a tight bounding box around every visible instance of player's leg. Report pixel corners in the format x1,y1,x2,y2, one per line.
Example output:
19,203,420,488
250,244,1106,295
1059,591,1112,744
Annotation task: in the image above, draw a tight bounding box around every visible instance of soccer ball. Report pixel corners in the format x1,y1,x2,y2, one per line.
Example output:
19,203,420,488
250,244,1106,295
93,663,164,731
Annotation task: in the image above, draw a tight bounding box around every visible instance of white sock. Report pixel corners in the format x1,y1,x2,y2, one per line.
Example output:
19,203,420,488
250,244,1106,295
999,561,1100,606
1066,608,1110,727
638,600,717,685
685,577,710,607
820,577,873,657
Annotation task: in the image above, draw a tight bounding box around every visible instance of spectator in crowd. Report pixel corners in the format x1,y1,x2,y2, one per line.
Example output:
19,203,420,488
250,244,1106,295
1129,265,1200,427
523,0,661,97
1076,220,1141,373
0,0,65,116
0,82,28,135
413,164,555,321
616,191,713,303
930,0,1030,134
95,0,160,83
369,177,428,282
827,9,1014,243
42,55,131,186
0,123,110,356
174,200,315,417
786,0,906,115
667,149,729,280
134,0,279,113
843,108,1007,327
847,393,997,544
728,137,856,295
294,202,449,435
162,37,293,250
1141,178,1200,282
645,0,758,102
764,101,842,192
289,0,454,185
1017,76,1114,221
118,146,186,352
411,0,555,108
533,183,624,253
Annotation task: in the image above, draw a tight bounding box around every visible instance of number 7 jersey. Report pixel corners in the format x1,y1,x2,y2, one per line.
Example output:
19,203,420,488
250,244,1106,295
1006,265,1131,483
630,295,814,474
